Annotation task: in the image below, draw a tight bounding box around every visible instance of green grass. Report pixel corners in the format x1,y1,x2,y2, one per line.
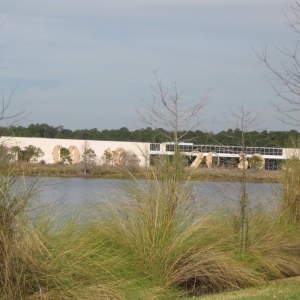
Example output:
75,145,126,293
194,276,300,300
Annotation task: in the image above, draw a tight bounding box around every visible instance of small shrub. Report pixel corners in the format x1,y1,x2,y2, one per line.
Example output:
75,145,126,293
60,147,72,164
124,152,141,171
227,157,238,168
249,155,263,170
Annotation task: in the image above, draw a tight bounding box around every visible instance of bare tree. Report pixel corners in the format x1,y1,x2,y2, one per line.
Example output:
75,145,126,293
255,0,300,126
225,106,264,255
138,72,210,145
137,73,210,218
0,90,27,129
0,89,34,295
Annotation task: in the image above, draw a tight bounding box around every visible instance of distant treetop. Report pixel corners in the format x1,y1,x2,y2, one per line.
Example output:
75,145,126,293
0,123,299,148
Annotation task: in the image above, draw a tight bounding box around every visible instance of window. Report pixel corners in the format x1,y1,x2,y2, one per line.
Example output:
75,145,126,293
166,145,175,152
150,143,160,151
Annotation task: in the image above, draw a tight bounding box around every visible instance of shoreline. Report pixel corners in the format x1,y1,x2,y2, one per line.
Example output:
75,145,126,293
9,163,282,183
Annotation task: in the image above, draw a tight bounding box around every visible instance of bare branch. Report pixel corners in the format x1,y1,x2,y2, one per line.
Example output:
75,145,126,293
254,1,300,126
137,72,210,144
0,89,28,129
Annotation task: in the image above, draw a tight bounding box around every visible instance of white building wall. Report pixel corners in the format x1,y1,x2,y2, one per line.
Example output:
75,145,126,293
282,147,300,159
0,137,150,166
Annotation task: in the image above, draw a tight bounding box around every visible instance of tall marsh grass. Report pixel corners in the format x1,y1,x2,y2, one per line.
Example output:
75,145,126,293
92,151,300,296
1,149,300,298
0,172,180,299
281,156,300,225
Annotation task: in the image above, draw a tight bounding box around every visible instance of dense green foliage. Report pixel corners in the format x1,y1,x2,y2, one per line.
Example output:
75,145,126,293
2,123,300,147
59,147,72,164
11,145,44,163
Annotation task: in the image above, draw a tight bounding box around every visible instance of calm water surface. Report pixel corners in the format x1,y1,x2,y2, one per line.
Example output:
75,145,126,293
25,177,281,217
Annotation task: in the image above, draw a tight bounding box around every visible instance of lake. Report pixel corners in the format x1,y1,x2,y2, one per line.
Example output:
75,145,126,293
25,177,281,218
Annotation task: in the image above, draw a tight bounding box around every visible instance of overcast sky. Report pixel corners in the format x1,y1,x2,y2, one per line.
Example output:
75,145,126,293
0,0,298,133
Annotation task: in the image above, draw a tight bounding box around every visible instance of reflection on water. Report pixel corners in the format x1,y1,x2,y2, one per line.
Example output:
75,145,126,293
24,177,282,217
192,181,281,213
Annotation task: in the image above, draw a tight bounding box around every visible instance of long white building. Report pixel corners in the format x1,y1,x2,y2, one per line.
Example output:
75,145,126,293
0,136,150,166
0,136,299,170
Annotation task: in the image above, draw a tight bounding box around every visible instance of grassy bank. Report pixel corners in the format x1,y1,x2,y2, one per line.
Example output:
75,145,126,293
1,179,298,299
2,202,299,299
10,163,281,183
187,168,280,183
1,154,298,299
196,276,300,299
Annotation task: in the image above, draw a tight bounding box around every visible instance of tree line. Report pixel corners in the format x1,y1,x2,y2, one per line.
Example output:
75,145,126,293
0,123,299,148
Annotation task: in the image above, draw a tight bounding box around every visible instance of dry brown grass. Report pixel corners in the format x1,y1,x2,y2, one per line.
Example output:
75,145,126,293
280,156,300,225
188,168,281,183
7,162,281,182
